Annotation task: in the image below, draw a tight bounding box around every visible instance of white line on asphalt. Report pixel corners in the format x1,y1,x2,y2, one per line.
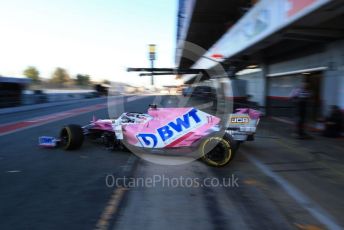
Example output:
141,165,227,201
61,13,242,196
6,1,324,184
247,155,342,230
126,95,147,102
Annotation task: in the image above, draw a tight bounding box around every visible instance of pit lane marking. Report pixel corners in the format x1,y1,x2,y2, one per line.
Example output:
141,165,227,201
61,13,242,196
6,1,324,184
94,155,137,230
295,223,324,230
0,95,144,136
94,187,128,230
0,103,107,136
247,155,342,230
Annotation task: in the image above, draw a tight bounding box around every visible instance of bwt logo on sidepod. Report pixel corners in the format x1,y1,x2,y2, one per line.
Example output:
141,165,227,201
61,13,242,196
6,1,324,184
137,108,202,148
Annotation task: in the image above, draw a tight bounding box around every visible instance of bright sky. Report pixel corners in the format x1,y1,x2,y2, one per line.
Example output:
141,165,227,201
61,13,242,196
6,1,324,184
0,0,178,86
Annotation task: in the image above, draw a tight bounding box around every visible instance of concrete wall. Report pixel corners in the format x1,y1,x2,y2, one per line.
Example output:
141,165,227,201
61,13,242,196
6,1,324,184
22,90,95,105
324,40,344,113
237,70,265,106
269,53,327,75
340,73,344,110
268,75,303,97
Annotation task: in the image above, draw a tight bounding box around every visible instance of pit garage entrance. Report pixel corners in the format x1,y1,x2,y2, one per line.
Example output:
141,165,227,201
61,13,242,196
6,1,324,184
267,68,324,121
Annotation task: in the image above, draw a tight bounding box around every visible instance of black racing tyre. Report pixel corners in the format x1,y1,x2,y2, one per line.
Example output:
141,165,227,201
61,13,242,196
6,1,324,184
211,131,236,149
60,125,84,150
222,132,240,152
199,134,234,167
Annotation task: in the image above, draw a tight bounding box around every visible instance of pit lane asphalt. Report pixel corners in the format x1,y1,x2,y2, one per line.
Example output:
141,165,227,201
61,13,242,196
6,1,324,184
0,95,154,230
0,95,343,230
0,97,109,124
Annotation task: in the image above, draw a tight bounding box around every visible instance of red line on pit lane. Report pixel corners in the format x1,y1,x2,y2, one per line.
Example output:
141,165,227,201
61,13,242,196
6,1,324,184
0,95,148,136
0,103,107,136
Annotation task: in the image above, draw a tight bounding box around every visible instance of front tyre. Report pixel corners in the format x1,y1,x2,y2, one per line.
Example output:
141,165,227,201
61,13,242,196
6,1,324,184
200,136,233,167
60,125,84,150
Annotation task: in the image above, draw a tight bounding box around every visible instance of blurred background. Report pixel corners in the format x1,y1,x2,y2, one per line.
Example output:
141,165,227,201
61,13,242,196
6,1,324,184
0,0,344,230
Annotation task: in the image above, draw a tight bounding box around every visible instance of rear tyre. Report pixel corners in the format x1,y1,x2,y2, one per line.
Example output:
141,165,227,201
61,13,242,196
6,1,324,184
60,125,84,150
199,134,234,167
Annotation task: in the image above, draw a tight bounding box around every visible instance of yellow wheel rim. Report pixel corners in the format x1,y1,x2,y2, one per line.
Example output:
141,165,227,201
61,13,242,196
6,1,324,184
200,137,232,167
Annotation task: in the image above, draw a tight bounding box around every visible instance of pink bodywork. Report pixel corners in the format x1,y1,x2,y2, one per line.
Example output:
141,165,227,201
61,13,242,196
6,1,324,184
235,108,261,119
90,107,260,148
91,108,220,148
124,108,220,147
91,119,113,132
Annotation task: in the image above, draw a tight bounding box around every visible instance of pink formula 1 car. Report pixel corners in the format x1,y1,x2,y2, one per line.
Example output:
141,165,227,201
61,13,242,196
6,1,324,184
39,105,260,167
